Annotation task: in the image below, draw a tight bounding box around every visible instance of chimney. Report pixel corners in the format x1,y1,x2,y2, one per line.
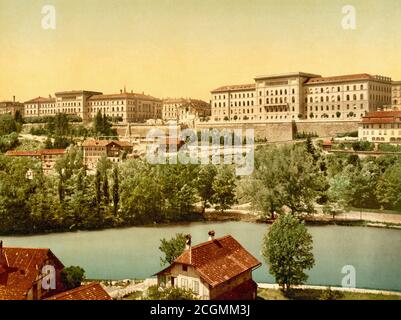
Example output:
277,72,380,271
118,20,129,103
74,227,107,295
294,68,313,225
13,96,15,102
120,89,123,94
208,230,215,241
185,234,192,264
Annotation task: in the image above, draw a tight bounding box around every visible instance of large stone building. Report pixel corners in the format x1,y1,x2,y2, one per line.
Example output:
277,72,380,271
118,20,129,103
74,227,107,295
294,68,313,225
0,98,24,117
156,232,261,300
211,72,395,123
24,96,56,117
23,89,162,123
162,98,211,124
359,110,401,143
88,91,162,123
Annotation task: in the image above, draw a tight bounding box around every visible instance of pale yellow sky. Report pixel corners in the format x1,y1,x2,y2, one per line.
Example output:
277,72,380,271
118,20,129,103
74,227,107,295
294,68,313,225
1,0,401,102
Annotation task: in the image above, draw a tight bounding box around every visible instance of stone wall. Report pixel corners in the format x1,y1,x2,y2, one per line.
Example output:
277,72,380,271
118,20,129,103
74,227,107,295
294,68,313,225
196,122,294,142
295,121,359,137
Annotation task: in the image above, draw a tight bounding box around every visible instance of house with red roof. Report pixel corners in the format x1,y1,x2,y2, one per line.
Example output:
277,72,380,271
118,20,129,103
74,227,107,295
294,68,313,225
0,241,112,300
156,231,261,300
359,110,401,143
0,241,65,300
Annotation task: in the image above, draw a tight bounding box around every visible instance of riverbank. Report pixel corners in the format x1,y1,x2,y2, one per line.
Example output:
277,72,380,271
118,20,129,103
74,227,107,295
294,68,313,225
99,278,401,300
257,284,401,300
204,205,401,230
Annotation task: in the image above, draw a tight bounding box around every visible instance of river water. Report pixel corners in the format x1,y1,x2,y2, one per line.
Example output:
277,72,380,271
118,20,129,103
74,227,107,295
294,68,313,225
2,222,400,291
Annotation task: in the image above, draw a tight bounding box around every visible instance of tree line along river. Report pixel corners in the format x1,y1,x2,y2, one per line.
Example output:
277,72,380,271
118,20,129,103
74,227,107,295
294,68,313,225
2,221,401,292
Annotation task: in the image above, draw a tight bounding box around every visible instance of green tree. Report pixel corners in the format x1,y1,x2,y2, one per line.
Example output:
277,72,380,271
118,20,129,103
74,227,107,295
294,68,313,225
159,233,187,266
103,173,110,207
195,164,218,214
112,166,119,216
0,114,17,135
60,266,85,290
210,165,236,213
262,214,315,292
245,145,325,217
376,160,401,210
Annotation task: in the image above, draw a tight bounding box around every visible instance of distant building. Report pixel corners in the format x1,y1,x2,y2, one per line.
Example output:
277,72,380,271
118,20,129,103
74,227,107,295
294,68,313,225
0,97,24,117
0,241,65,300
162,98,211,124
392,81,401,108
5,149,66,175
88,91,162,123
359,110,401,143
156,231,261,300
211,72,394,122
24,96,56,117
82,139,133,171
45,282,112,300
55,90,102,122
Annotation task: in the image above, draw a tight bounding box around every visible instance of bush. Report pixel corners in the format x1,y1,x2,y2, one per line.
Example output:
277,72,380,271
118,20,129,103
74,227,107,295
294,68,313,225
377,144,401,152
0,132,19,153
60,266,85,289
352,141,374,152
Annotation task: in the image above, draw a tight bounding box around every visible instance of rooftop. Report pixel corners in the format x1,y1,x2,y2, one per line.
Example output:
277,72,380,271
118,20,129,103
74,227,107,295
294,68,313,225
305,73,392,85
0,244,64,300
89,92,161,102
5,149,66,157
361,110,401,124
81,139,133,148
158,235,261,287
24,96,56,104
211,83,256,93
46,282,112,300
254,72,321,81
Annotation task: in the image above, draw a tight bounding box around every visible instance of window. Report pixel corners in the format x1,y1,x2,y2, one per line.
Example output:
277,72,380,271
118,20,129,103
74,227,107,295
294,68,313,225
182,265,188,272
193,281,199,294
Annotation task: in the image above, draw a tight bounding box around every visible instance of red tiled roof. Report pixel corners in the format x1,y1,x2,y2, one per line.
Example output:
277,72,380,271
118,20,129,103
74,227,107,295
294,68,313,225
361,110,401,124
46,283,112,300
165,235,261,287
5,149,66,157
0,246,64,300
211,84,256,93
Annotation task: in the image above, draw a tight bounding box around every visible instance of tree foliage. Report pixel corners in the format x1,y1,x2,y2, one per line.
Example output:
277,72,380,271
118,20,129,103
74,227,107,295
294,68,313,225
159,233,187,266
262,214,315,292
60,266,86,290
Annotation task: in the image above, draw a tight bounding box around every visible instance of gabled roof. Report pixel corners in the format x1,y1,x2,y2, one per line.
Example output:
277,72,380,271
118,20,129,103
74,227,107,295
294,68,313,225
158,235,261,287
46,283,112,300
0,246,64,300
